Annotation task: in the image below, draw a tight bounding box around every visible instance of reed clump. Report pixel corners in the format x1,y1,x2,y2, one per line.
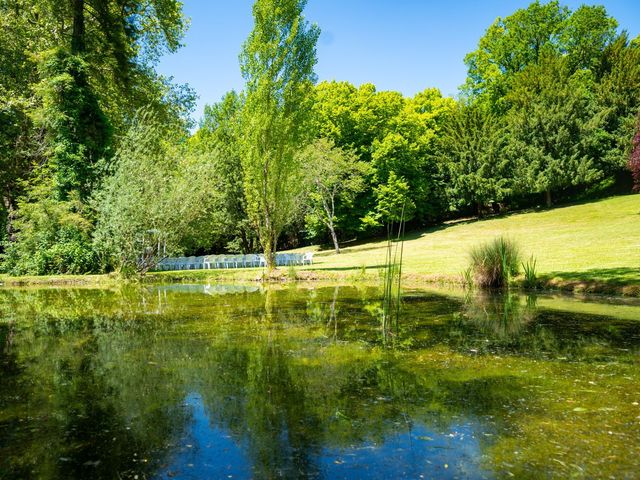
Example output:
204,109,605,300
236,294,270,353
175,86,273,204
469,236,521,288
522,255,538,289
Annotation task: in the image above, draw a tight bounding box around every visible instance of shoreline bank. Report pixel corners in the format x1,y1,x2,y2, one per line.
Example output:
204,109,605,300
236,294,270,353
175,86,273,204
1,267,638,298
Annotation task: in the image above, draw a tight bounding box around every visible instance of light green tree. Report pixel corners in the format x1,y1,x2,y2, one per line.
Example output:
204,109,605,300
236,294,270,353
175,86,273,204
238,0,320,269
303,138,369,253
463,1,617,108
188,91,257,254
93,109,206,275
361,171,415,229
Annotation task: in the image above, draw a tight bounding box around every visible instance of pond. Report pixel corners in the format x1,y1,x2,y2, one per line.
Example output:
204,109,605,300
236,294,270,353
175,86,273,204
0,284,639,479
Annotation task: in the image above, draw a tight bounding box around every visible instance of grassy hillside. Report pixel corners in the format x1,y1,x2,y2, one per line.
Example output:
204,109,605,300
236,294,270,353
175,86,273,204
296,195,640,290
2,195,638,295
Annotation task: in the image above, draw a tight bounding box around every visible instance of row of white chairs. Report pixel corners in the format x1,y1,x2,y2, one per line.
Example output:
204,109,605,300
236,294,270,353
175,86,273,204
155,252,314,271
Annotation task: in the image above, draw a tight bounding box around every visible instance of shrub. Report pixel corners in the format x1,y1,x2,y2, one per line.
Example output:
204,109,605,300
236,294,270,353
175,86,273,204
1,185,99,276
469,236,521,288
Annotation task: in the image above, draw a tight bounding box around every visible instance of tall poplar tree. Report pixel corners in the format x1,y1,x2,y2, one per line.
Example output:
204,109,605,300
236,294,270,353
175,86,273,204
239,0,320,269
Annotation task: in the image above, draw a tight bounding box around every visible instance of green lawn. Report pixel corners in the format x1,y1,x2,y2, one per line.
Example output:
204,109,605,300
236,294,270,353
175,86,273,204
2,195,638,295
296,195,640,286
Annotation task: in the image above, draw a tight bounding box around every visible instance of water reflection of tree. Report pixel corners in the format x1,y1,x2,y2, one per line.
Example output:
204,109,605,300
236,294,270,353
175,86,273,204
0,322,189,479
462,291,538,338
2,286,639,478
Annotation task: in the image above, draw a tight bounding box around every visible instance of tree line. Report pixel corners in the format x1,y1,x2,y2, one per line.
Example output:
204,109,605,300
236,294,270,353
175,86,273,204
0,0,638,275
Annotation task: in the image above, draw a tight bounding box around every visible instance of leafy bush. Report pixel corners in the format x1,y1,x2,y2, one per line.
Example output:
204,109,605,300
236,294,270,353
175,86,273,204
0,185,98,275
469,236,521,288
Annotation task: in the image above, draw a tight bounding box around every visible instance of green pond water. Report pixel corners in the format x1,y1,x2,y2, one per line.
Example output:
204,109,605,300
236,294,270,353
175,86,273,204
0,284,639,479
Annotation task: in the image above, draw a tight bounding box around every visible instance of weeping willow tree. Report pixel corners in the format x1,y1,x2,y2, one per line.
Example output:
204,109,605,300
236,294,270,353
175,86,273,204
238,0,319,270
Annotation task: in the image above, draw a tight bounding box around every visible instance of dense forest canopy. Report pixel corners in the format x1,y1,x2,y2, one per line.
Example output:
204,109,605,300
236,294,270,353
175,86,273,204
0,0,638,275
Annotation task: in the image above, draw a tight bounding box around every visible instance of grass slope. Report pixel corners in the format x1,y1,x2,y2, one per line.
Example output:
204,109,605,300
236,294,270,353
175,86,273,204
1,195,638,295
298,195,640,292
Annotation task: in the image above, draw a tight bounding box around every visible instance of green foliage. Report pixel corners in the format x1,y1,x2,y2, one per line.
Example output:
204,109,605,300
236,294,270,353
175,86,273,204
506,53,605,205
188,91,257,254
462,267,474,289
469,236,521,289
362,172,415,230
286,264,298,280
371,89,455,222
238,0,320,269
380,210,406,344
0,0,192,275
93,109,200,275
522,255,539,289
461,1,634,207
1,184,97,275
438,102,511,213
630,115,640,192
33,48,111,200
464,0,569,104
313,82,454,230
0,93,34,242
463,1,617,106
303,138,369,252
596,33,640,176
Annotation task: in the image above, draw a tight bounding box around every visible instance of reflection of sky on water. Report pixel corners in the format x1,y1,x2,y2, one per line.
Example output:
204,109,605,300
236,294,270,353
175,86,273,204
155,393,252,480
320,422,491,479
156,393,491,480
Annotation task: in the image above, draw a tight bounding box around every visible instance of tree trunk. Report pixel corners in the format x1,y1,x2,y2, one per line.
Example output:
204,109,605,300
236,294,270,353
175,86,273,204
240,230,250,254
263,231,277,270
71,0,85,54
328,222,340,254
329,286,339,340
545,189,552,207
3,195,16,243
477,201,483,217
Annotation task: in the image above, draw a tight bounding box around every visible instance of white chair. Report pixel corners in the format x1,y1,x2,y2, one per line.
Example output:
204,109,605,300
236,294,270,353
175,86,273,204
212,255,224,269
302,252,314,265
185,256,196,269
243,254,257,267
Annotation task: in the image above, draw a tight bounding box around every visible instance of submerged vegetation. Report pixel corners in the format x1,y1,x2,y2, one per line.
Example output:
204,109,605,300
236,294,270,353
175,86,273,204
1,285,640,478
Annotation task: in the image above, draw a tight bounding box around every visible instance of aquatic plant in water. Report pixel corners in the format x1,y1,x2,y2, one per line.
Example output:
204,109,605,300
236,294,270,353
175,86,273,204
522,255,538,289
380,205,406,343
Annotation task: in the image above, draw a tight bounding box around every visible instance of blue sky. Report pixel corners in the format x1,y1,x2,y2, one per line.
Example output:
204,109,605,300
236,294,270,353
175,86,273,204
157,1,640,123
